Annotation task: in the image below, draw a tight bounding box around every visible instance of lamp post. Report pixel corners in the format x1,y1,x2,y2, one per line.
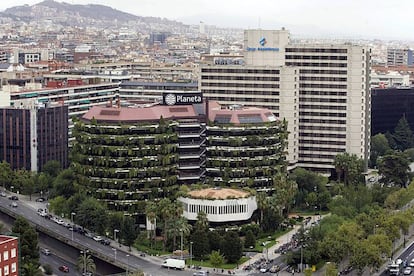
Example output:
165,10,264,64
113,248,117,261
80,249,88,275
126,254,130,276
180,230,183,259
114,229,119,245
190,241,193,267
71,212,76,241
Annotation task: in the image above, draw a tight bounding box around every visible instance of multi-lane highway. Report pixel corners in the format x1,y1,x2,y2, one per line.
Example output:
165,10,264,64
0,194,197,276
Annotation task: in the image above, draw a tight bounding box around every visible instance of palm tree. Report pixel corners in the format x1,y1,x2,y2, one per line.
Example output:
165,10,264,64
22,263,43,276
195,211,209,232
256,192,268,224
168,217,192,252
158,198,176,251
145,201,157,243
77,253,96,275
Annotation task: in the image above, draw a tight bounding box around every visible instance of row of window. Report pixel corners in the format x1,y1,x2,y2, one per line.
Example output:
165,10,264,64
1,248,17,261
201,75,280,81
300,132,346,139
299,104,347,111
299,76,347,82
300,97,346,103
286,55,347,60
300,90,347,96
0,262,17,276
300,146,346,153
299,139,346,146
300,125,346,131
185,203,248,215
299,118,346,125
286,48,348,53
201,82,280,88
204,90,280,96
300,111,347,117
300,83,347,89
202,68,280,74
299,153,337,159
204,96,280,104
286,62,347,68
299,69,347,75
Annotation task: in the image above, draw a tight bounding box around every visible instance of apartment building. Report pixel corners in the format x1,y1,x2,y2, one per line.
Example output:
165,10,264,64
200,29,371,174
387,48,413,66
0,235,19,276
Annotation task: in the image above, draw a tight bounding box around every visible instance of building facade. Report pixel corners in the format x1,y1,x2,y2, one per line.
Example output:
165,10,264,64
0,100,68,171
0,235,19,276
200,29,371,174
178,188,257,223
387,48,413,66
371,87,414,135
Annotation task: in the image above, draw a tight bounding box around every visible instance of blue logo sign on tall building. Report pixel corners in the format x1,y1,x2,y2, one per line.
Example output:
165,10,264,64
259,37,267,46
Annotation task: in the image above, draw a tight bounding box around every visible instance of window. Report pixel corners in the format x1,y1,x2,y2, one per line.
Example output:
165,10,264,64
3,251,8,261
10,249,15,259
3,265,8,276
11,263,16,273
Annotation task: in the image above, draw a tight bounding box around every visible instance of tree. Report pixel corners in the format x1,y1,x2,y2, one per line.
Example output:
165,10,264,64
244,230,256,248
334,153,365,185
12,216,39,269
157,198,182,251
221,231,243,264
210,250,224,270
0,161,13,190
208,231,223,251
370,133,391,167
121,216,138,249
145,200,157,242
48,196,68,216
41,160,62,178
51,168,77,199
256,192,268,224
378,152,410,187
325,262,338,276
270,173,297,216
393,116,414,151
76,197,108,234
191,228,210,260
194,211,209,232
22,262,43,276
77,253,96,275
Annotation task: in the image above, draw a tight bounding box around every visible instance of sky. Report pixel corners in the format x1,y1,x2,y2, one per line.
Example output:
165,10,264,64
1,0,414,41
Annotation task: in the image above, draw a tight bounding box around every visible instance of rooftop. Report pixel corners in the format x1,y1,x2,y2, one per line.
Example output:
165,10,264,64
187,188,251,199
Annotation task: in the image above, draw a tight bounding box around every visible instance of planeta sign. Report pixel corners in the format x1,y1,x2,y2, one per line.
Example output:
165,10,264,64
163,92,203,106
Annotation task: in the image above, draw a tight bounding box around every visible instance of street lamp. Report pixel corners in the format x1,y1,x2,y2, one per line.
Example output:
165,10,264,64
114,229,120,245
180,230,183,259
190,241,193,267
126,254,130,276
71,212,76,241
113,248,117,261
80,249,89,275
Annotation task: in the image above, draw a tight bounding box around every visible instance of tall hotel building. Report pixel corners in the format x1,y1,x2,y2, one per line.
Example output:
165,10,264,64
200,29,371,174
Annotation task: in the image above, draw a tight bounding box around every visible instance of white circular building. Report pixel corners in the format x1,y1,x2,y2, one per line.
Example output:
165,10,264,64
178,188,257,223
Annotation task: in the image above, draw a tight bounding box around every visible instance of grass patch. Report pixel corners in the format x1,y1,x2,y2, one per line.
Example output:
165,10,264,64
188,256,250,269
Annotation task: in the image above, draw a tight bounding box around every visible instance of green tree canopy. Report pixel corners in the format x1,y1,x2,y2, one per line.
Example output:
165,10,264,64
378,152,410,187
393,116,414,151
370,133,391,167
76,197,108,234
221,231,243,264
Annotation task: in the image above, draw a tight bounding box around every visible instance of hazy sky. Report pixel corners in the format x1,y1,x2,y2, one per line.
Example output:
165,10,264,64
1,0,413,40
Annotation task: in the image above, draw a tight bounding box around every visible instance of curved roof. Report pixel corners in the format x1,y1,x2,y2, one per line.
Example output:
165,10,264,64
187,188,251,199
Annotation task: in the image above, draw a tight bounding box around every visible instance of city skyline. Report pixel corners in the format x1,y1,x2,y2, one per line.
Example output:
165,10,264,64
0,0,414,41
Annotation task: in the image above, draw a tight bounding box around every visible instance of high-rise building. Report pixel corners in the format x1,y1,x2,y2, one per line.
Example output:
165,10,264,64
0,235,19,276
387,48,413,66
0,100,68,171
200,29,371,174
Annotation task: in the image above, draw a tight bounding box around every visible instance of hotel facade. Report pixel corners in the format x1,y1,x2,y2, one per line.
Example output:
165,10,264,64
200,29,371,174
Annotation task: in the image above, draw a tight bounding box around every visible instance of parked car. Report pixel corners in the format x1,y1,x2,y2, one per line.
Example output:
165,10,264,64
100,239,110,246
404,267,412,275
10,202,17,208
35,197,45,202
8,195,18,200
0,191,6,197
93,235,103,242
59,265,69,273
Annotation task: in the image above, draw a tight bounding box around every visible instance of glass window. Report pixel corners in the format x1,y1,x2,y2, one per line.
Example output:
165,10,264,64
10,249,16,259
3,251,8,261
11,263,16,273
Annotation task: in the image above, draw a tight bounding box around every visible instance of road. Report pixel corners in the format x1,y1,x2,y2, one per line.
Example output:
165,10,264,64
0,193,197,276
380,242,414,276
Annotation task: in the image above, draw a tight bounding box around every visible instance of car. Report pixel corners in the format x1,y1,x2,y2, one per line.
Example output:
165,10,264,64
410,259,414,267
93,235,103,242
41,248,51,255
82,272,93,276
100,239,110,246
0,191,6,197
404,267,412,275
58,265,69,273
8,195,18,200
85,232,94,239
10,202,17,208
193,271,207,276
259,267,268,273
35,197,45,202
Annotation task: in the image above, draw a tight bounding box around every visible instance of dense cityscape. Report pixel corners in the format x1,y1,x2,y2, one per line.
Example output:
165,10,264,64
1,1,414,276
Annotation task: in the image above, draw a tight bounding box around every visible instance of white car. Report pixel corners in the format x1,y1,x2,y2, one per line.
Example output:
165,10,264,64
93,235,103,242
404,267,412,275
410,259,414,267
